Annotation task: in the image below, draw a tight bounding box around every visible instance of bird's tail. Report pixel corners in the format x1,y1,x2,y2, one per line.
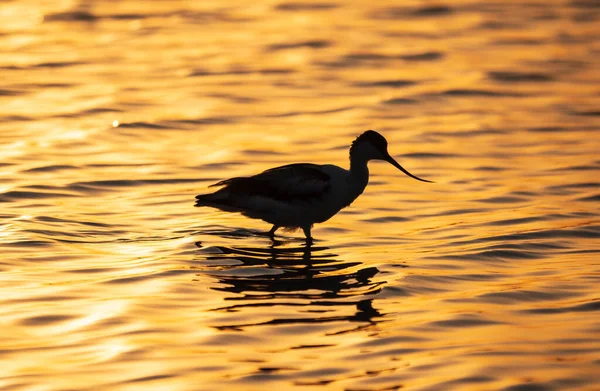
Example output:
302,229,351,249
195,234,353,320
194,193,221,207
194,192,242,212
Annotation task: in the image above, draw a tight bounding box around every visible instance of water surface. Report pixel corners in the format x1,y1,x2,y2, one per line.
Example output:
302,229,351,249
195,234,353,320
1,1,599,390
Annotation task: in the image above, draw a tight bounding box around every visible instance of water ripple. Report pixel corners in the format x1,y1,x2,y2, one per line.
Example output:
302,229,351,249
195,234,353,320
488,71,553,83
524,299,600,314
267,40,331,51
0,190,77,202
275,3,337,11
24,165,77,173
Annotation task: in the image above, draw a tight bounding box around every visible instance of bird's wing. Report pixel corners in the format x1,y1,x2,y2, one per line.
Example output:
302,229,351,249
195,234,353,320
209,163,331,201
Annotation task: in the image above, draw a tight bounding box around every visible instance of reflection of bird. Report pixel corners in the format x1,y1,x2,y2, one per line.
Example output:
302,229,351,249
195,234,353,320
194,240,385,331
195,130,432,242
196,241,384,300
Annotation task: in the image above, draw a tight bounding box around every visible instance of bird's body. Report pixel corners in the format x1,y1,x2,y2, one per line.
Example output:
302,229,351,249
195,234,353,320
195,130,432,242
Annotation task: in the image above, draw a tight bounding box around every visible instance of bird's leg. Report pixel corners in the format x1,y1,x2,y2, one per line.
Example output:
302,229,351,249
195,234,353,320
302,226,313,244
267,225,279,239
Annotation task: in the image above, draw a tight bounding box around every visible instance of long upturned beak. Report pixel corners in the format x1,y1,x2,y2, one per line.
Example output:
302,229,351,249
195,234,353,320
385,154,433,183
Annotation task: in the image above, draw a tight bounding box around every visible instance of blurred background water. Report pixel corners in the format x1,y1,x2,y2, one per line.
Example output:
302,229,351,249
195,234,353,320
1,1,599,390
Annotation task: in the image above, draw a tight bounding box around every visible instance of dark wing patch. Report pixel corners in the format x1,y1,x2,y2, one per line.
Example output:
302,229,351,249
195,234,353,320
210,163,330,202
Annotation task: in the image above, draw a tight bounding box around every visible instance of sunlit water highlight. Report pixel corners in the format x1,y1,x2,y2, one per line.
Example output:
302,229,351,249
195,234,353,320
1,1,599,390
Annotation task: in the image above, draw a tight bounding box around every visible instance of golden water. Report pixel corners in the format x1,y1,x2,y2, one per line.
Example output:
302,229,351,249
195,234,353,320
1,1,599,390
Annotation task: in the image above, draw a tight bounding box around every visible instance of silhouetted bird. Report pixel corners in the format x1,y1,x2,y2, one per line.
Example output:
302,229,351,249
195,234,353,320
195,130,432,242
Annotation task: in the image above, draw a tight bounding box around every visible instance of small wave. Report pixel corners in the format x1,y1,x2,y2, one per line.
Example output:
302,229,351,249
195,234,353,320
116,121,173,129
361,216,412,223
371,6,452,19
45,10,241,23
451,226,600,246
195,162,246,170
321,51,441,68
502,382,554,391
189,68,294,77
12,82,76,88
412,5,453,16
477,196,528,204
571,0,600,8
441,89,523,97
36,216,114,228
399,51,444,61
478,21,523,30
462,249,544,261
210,94,260,103
275,3,337,11
344,52,390,61
478,289,581,304
83,107,124,114
70,178,204,188
473,166,506,171
424,208,490,218
167,117,236,126
19,315,76,326
44,11,98,22
0,89,24,96
428,314,500,328
267,40,330,51
550,164,600,172
578,194,600,202
240,149,283,156
571,110,600,117
265,105,355,118
382,97,418,105
483,216,546,226
526,125,597,133
431,376,496,389
426,129,506,138
488,71,553,83
492,38,547,46
118,375,177,385
402,152,458,159
24,165,77,173
1,240,53,248
0,115,33,121
103,269,193,285
355,79,417,88
0,190,76,202
524,299,600,314
24,229,86,238
32,61,86,68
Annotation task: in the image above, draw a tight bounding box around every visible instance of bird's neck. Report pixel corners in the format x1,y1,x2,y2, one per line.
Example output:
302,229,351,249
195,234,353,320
349,154,369,193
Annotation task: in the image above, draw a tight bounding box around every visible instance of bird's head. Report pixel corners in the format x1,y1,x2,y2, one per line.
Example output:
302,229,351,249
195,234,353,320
350,130,433,183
